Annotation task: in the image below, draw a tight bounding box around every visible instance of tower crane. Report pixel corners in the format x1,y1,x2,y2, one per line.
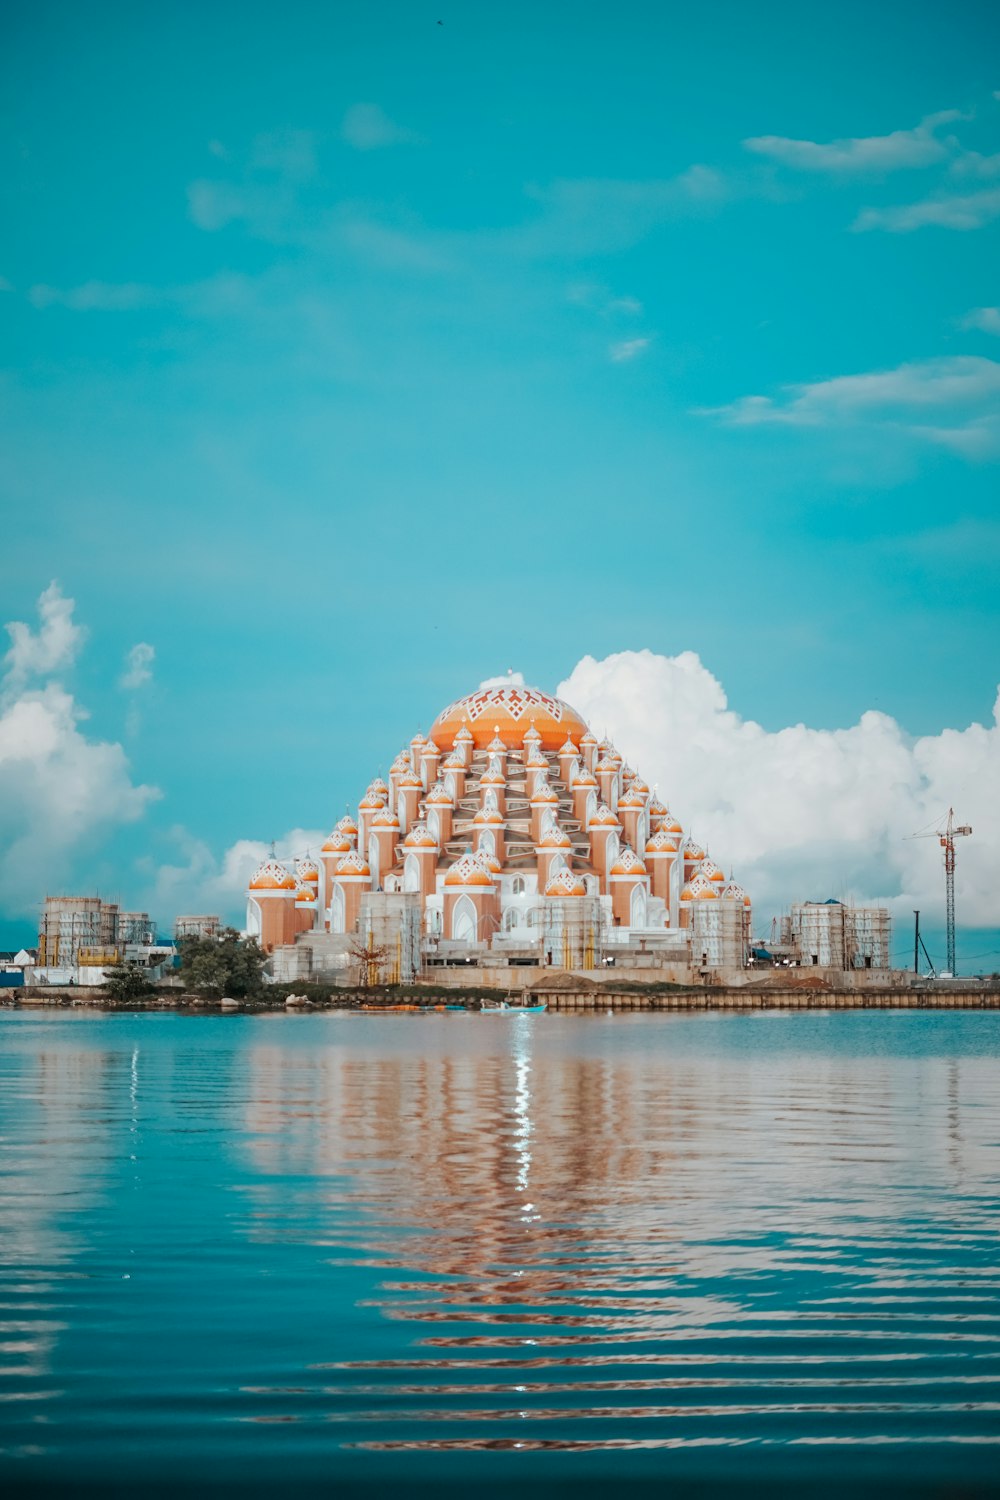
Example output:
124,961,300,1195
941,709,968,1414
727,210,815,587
913,809,972,975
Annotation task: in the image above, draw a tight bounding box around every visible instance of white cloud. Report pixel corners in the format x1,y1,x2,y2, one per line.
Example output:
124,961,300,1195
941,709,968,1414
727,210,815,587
609,337,651,363
143,826,327,928
962,306,1000,335
341,103,418,151
853,185,1000,232
744,110,961,173
558,650,1000,934
699,355,1000,458
120,642,155,691
0,587,159,921
29,281,160,311
4,581,85,685
478,671,526,689
950,149,1000,180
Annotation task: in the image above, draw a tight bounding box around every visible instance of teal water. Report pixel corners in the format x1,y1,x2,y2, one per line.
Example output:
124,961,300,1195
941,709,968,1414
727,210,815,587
1,1010,999,1497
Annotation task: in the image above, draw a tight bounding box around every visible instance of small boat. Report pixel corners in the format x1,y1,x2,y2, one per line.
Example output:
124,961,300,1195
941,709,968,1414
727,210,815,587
480,999,547,1014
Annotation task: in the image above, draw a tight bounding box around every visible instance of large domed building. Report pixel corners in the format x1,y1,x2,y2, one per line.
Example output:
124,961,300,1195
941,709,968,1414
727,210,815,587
246,680,751,974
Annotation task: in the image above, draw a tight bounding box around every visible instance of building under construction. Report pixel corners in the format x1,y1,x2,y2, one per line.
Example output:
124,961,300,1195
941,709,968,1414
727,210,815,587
38,895,154,968
781,900,891,971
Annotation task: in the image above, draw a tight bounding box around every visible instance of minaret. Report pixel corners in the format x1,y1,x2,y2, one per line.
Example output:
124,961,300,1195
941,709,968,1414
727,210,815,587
402,822,439,898
571,765,598,825
536,822,572,889
587,803,621,889
529,777,560,842
609,845,649,926
246,859,298,953
557,736,579,788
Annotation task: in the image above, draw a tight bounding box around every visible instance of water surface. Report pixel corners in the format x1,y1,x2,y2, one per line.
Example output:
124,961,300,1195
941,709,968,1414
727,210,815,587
1,1009,999,1496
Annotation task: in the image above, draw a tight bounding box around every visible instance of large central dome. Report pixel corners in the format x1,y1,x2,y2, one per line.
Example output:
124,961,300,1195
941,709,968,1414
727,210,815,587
429,683,589,751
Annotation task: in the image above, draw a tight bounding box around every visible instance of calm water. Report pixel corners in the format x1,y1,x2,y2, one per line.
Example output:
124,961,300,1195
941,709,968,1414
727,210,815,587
1,1010,999,1497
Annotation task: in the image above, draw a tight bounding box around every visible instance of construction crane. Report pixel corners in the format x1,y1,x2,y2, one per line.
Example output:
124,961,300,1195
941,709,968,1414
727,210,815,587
913,809,972,975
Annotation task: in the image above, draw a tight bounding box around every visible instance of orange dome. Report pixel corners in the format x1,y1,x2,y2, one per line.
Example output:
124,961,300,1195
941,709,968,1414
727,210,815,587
610,847,647,877
480,768,505,786
646,830,680,853
425,782,454,805
397,768,423,789
473,807,504,825
571,767,597,788
294,884,316,905
371,806,399,827
618,787,646,809
683,838,705,861
656,812,683,834
540,825,572,847
580,730,598,745
321,830,352,855
687,874,718,900
530,782,559,804
700,858,726,883
526,747,549,769
444,854,492,887
544,869,587,897
588,804,619,828
359,790,386,811
296,858,319,883
336,815,358,837
336,850,371,877
429,684,589,752
404,823,438,848
249,859,296,892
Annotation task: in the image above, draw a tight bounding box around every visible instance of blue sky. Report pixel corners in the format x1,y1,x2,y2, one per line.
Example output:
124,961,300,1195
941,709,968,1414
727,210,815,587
2,1,998,961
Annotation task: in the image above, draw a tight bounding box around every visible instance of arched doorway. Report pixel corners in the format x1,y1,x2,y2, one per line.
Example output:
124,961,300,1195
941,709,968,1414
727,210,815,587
452,895,477,944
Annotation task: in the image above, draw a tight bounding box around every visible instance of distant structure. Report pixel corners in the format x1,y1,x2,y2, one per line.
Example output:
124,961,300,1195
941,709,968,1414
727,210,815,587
174,915,221,941
780,900,891,971
37,895,168,985
246,680,752,981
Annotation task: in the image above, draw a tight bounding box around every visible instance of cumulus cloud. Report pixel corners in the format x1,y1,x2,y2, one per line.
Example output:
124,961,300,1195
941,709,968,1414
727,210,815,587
609,337,651,363
4,581,85,685
961,306,1000,335
744,110,961,172
558,649,1000,932
341,103,418,151
143,826,327,927
853,184,1000,232
0,586,159,920
119,642,155,691
478,671,526,689
699,355,1000,457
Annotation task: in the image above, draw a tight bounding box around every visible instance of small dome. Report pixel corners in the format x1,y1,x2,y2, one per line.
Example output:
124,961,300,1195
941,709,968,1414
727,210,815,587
371,806,400,828
444,853,493,887
455,722,474,743
610,846,647,877
404,822,437,848
336,850,371,877
397,768,423,789
410,732,427,748
580,729,598,746
621,763,636,781
249,859,296,892
682,837,705,860
721,880,746,902
523,721,542,745
687,873,718,900
488,729,507,752
571,766,598,788
559,736,579,755
442,750,465,770
648,795,666,816
425,781,454,806
618,787,646,810
628,776,650,796
391,751,411,771
646,829,680,853
368,777,389,798
480,768,505,786
544,868,587,897
473,807,504,825
588,803,619,828
597,754,622,774
526,747,548,768
321,829,352,855
657,810,684,834
294,884,316,905
423,738,439,755
296,858,319,883
359,789,387,811
700,858,725,883
336,814,359,837
479,849,502,874
540,824,572,847
530,781,559,804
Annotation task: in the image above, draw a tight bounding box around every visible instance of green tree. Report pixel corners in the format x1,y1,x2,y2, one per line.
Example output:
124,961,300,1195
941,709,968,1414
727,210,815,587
104,961,154,1002
177,928,265,998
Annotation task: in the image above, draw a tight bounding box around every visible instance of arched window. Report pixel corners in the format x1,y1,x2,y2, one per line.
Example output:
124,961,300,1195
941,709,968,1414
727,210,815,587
403,853,420,893
330,884,346,934
586,789,597,827
478,829,495,857
511,876,526,896
368,833,380,893
445,771,458,801
452,895,477,944
630,884,647,928
607,832,620,867
427,808,440,845
484,787,498,815
397,790,407,834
